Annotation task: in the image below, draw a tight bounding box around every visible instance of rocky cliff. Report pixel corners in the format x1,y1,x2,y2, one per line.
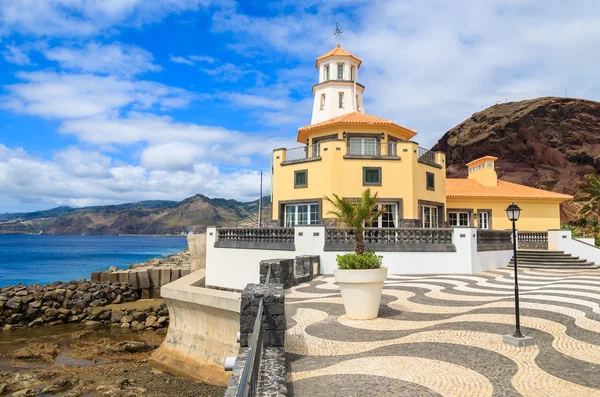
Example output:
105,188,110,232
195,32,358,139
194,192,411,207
0,195,272,235
433,97,600,221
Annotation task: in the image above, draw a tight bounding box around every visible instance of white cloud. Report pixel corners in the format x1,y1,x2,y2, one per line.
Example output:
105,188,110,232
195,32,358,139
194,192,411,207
0,0,213,37
200,63,252,82
169,55,194,66
189,55,216,63
169,54,216,65
0,144,271,207
2,71,194,119
44,42,161,76
140,142,203,171
53,147,113,178
2,44,31,65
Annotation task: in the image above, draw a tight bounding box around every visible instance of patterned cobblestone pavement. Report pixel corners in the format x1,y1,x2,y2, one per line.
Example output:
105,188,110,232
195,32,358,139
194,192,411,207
285,268,600,397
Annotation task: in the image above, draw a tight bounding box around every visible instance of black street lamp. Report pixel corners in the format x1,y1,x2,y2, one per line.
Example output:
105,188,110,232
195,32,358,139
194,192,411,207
504,203,534,346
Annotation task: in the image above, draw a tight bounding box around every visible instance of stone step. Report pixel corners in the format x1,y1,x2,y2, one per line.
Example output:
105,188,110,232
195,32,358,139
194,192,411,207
510,257,587,263
511,261,595,266
509,263,600,269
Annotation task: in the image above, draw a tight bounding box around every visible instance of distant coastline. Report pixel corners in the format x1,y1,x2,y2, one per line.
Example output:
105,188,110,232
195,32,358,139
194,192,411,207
0,235,188,287
0,232,188,237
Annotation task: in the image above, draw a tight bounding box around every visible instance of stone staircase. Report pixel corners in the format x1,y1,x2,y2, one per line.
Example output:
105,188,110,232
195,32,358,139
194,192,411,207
509,250,600,269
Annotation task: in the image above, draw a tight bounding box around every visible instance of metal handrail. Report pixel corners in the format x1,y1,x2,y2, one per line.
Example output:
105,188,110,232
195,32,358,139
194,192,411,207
284,144,320,162
346,142,397,157
418,147,437,164
237,299,264,397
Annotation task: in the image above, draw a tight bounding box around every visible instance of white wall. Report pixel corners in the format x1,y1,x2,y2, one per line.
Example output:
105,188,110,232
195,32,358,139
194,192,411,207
576,237,596,246
205,227,297,290
549,229,600,263
204,226,513,290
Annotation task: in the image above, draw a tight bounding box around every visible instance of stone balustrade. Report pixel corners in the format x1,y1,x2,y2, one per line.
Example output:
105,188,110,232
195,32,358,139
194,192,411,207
518,231,549,250
215,227,295,251
324,227,456,252
477,230,513,252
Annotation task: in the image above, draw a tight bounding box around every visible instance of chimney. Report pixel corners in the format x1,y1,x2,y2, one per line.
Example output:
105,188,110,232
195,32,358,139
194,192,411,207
466,156,498,187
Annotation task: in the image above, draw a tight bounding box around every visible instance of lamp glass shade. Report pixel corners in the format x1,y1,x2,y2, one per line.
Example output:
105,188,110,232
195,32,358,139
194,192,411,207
506,203,521,221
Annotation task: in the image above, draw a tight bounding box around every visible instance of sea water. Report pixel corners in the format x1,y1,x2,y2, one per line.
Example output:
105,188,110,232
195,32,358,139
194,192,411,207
0,235,188,287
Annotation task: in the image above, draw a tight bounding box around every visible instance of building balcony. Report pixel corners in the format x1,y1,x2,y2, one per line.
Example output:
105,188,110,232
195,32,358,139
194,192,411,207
281,144,321,165
343,142,400,159
277,140,443,167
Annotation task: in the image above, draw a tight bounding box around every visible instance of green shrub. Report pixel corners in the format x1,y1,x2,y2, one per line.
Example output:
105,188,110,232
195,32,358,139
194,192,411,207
336,250,383,270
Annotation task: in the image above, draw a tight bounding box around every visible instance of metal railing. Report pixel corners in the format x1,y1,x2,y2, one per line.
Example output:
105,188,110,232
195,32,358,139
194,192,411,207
237,300,264,397
345,142,398,157
418,147,438,165
324,227,455,251
284,144,320,162
517,231,548,250
477,230,513,251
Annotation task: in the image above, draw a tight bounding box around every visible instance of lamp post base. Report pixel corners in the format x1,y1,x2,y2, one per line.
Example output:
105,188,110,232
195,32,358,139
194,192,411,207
503,334,535,347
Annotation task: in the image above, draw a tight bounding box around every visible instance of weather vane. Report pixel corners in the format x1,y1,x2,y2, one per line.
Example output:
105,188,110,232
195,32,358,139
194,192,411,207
334,22,343,45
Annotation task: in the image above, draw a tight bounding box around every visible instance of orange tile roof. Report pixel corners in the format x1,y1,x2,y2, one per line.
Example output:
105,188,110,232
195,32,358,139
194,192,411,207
446,179,573,201
298,112,414,132
466,156,498,167
315,45,362,68
297,112,417,143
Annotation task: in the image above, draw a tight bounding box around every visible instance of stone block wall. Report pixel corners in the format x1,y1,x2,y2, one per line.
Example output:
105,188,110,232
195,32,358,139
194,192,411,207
91,267,191,299
239,283,285,348
294,255,320,283
259,259,294,289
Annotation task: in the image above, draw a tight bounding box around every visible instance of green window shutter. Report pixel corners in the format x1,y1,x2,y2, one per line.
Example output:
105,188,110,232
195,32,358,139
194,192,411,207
426,172,435,190
295,170,307,188
363,168,381,185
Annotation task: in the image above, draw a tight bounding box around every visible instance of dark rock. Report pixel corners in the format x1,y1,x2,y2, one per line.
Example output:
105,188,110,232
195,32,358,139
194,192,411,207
111,310,123,323
45,308,59,318
132,312,146,322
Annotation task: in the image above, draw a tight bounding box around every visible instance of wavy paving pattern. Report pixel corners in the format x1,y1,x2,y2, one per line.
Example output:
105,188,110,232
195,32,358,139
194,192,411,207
285,269,600,397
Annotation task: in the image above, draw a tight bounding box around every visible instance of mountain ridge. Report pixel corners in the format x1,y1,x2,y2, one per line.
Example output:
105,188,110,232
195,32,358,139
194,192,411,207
0,195,272,235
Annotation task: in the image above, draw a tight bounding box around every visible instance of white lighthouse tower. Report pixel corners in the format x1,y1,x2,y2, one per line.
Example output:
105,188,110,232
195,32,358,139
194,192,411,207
311,44,365,125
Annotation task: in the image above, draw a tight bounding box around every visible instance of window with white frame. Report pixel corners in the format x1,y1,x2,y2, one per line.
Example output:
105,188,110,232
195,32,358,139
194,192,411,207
478,211,490,229
351,66,355,81
337,63,344,79
284,203,319,227
368,203,398,228
325,64,330,81
448,211,469,227
338,92,344,108
422,205,439,228
348,137,377,156
320,94,326,110
356,94,360,111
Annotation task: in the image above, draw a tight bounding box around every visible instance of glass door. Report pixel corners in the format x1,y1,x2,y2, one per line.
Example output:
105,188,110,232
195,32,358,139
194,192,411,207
479,212,490,229
422,206,439,228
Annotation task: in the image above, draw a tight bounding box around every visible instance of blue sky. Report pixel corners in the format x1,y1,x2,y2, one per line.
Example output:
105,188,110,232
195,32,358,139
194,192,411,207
1,0,600,213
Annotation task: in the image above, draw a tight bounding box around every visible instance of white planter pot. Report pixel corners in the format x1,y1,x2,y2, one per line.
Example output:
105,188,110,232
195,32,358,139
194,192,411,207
334,267,388,320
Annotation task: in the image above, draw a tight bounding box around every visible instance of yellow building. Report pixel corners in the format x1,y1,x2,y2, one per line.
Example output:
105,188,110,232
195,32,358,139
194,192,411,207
446,156,572,231
271,46,572,231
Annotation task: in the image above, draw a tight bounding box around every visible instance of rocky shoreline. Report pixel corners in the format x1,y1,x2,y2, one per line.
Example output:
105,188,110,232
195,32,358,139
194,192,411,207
0,249,191,332
0,327,225,397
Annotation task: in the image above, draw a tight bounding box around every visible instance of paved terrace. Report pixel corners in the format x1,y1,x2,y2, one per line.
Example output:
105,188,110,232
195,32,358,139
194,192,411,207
285,268,600,397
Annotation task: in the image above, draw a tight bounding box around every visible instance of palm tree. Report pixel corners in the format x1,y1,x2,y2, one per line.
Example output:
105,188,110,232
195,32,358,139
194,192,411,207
575,174,600,218
324,189,386,255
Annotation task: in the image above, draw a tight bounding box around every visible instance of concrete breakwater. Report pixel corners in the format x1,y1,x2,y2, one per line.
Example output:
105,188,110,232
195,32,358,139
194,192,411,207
0,249,191,331
90,249,192,299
